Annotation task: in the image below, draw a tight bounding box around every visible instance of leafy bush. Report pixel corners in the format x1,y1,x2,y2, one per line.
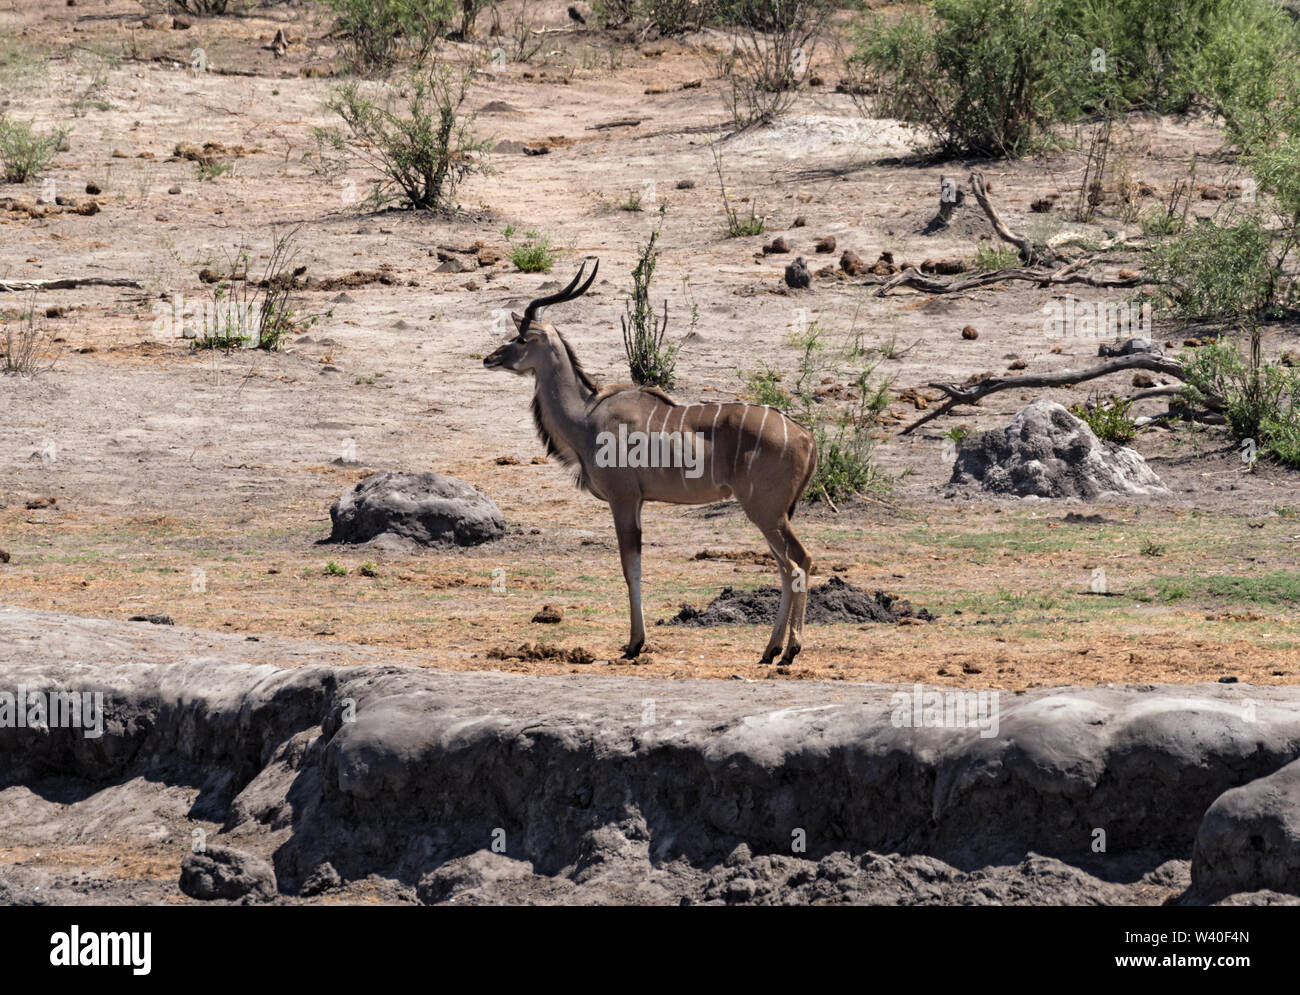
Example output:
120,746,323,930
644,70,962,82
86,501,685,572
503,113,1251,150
849,0,1087,157
639,0,712,33
1070,394,1136,444
1149,214,1283,325
1060,0,1295,121
621,219,680,388
319,62,491,212
742,323,892,503
743,364,791,410
1179,340,1300,465
0,116,66,183
194,228,323,351
974,240,1020,271
506,228,555,272
320,0,455,74
847,0,1300,158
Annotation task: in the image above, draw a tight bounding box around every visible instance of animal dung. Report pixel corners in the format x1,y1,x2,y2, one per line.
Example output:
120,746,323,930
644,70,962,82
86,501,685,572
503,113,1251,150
784,257,811,289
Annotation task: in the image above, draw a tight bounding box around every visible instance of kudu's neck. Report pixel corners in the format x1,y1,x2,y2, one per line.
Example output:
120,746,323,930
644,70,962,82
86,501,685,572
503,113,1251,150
533,346,596,454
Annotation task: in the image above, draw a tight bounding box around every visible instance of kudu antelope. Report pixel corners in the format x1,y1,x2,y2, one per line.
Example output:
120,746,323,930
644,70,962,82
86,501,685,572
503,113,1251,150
484,261,817,665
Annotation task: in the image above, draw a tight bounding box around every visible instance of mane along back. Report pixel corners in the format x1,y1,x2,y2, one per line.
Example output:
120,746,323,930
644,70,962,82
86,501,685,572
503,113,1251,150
594,383,678,405
559,332,599,393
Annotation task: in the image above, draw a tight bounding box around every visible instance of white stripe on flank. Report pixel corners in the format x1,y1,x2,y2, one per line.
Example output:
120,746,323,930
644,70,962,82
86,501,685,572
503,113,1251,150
709,403,723,486
747,407,770,469
778,415,788,459
733,406,747,471
676,406,689,479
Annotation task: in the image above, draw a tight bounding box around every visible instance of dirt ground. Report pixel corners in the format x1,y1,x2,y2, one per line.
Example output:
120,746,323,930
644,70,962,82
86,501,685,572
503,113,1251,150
3,0,1300,692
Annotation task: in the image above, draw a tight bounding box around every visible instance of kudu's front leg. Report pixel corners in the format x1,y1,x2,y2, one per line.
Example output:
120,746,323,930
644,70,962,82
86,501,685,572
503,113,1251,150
611,498,645,657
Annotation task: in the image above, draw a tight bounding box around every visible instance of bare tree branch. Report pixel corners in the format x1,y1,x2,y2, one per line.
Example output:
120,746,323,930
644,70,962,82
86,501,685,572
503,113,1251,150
899,354,1186,435
968,169,1044,265
873,265,1144,297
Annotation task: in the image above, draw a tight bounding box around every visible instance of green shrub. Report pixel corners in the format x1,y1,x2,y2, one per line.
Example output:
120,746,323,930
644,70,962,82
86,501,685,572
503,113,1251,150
319,62,491,212
743,364,791,410
1140,204,1184,237
1061,0,1295,120
974,241,1020,271
1070,394,1136,444
506,228,555,272
0,116,66,183
1149,214,1282,325
194,228,323,351
847,0,1299,158
320,0,455,74
616,188,644,212
621,219,680,388
639,0,712,33
742,323,892,503
849,0,1087,157
1179,340,1300,465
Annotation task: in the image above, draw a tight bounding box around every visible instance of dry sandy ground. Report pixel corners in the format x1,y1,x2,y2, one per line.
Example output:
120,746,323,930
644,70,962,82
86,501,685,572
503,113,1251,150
2,0,1300,692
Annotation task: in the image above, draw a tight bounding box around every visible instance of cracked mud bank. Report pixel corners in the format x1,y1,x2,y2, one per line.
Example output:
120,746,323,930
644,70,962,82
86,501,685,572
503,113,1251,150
1,605,1298,906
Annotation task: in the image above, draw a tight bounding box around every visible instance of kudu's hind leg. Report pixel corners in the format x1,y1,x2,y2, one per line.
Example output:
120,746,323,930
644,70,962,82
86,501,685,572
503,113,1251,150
612,499,646,657
775,520,813,665
759,533,794,664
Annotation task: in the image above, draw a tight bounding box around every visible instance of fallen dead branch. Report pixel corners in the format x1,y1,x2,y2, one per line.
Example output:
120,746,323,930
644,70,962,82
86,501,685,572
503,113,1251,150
900,353,1186,435
873,265,1144,297
0,277,144,292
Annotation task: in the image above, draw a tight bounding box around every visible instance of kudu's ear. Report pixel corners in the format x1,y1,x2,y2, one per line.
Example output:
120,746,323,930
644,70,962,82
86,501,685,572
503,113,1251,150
510,312,525,331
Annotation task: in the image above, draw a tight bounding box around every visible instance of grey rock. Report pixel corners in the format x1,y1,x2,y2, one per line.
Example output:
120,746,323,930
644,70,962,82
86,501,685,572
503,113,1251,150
417,851,535,904
435,253,476,274
329,470,505,547
180,845,277,901
948,400,1169,500
1191,756,1300,901
301,861,342,896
